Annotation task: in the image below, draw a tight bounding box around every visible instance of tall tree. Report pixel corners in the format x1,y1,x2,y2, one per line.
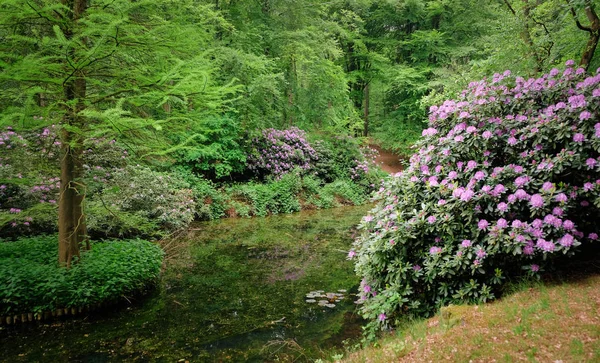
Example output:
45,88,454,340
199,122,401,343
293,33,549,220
0,0,236,266
566,0,600,69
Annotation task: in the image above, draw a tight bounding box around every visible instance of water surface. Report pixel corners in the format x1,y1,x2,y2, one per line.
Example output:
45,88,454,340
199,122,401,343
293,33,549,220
0,205,371,362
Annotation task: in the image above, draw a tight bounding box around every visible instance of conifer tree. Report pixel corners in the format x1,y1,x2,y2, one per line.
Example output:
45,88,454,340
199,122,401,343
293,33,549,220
0,0,236,265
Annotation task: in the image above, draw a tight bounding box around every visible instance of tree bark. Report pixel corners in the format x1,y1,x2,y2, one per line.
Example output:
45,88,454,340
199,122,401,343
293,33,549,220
58,0,88,267
581,2,600,69
566,0,600,70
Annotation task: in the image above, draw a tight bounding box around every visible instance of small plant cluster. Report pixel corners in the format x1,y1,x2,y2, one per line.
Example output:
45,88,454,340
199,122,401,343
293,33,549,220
352,61,600,332
350,146,380,182
87,166,196,237
225,171,369,217
247,127,319,179
247,128,384,191
0,235,163,316
0,125,200,238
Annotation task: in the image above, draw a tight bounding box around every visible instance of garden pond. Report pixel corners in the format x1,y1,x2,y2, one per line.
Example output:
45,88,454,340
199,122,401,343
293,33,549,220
0,205,372,362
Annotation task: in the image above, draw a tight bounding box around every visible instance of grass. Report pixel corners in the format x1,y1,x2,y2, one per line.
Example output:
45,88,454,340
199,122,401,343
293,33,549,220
341,274,600,362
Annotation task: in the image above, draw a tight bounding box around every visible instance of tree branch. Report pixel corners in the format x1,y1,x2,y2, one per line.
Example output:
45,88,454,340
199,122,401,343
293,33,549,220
566,0,592,32
503,0,517,16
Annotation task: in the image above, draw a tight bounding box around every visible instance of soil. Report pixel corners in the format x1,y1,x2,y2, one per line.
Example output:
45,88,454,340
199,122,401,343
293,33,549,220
370,144,404,174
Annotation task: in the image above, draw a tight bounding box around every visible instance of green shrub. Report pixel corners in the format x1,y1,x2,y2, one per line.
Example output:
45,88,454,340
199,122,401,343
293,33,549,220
87,165,196,237
227,171,302,216
0,235,163,315
320,179,368,206
171,168,227,221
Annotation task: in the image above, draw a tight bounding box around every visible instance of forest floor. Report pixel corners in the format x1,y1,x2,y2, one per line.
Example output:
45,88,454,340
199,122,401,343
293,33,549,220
370,144,404,174
342,273,600,362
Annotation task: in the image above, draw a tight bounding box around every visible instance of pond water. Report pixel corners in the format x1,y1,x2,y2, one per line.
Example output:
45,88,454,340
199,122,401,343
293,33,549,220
0,205,372,362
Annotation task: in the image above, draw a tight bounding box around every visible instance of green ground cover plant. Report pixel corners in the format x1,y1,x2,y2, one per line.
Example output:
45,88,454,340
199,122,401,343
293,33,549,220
0,235,163,316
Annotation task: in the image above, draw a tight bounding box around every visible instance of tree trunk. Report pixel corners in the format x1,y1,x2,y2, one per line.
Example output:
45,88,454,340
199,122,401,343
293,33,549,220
363,83,370,137
59,0,88,267
581,3,600,69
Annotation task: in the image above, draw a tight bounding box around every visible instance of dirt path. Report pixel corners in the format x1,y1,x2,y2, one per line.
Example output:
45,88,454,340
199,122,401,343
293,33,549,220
369,144,404,174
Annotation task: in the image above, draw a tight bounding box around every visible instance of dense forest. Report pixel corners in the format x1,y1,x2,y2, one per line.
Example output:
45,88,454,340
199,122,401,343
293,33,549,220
1,0,600,361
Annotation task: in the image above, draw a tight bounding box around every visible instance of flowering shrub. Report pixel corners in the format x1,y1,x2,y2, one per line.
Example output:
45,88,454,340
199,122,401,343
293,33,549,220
87,165,196,237
352,61,600,331
247,127,318,179
0,124,195,238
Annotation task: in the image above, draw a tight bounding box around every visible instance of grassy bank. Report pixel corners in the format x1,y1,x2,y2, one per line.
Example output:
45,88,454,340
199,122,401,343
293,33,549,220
340,274,600,362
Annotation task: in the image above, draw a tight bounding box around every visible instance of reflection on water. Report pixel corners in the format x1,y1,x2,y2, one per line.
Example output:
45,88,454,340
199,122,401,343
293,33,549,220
0,205,371,362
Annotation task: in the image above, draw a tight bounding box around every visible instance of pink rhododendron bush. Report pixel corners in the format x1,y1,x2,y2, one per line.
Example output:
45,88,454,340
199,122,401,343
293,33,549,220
352,61,600,331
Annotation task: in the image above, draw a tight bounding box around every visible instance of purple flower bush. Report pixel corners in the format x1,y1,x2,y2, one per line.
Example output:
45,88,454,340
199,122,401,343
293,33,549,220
0,124,195,237
352,62,600,330
247,127,319,179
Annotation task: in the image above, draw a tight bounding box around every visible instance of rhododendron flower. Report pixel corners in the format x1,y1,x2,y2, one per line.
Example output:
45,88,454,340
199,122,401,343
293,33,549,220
555,193,568,203
437,199,447,206
427,215,437,224
580,111,592,120
430,246,442,254
559,234,574,247
478,219,489,230
515,189,529,200
347,250,356,259
586,158,597,169
460,189,475,202
496,218,508,229
573,133,585,142
378,313,387,321
476,249,487,258
497,202,508,212
512,220,523,228
514,176,529,187
531,264,540,272
552,207,563,216
461,239,472,248
536,239,555,252
589,233,599,240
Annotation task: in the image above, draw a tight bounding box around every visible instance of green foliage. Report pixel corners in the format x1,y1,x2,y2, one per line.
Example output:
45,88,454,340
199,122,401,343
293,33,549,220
171,116,247,179
225,171,376,217
226,172,303,217
0,235,163,315
171,168,227,221
87,165,195,238
311,134,364,182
